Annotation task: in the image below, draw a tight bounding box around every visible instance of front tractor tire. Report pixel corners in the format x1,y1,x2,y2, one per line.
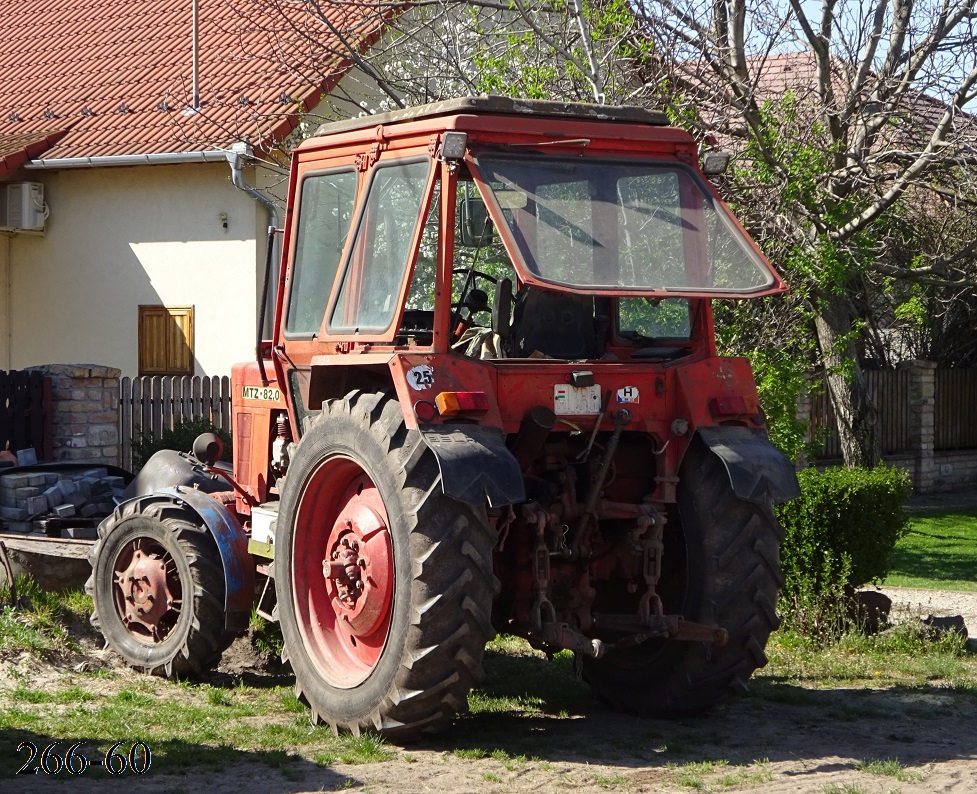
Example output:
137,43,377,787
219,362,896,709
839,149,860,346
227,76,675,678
583,441,783,714
86,497,235,678
275,391,497,739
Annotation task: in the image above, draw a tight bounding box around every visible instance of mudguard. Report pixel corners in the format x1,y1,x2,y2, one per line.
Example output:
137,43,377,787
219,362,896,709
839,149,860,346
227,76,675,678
122,449,230,501
158,486,255,629
419,425,526,508
696,425,801,505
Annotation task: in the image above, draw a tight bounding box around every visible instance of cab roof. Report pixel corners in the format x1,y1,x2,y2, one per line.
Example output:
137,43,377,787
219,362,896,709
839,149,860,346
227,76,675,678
312,96,670,138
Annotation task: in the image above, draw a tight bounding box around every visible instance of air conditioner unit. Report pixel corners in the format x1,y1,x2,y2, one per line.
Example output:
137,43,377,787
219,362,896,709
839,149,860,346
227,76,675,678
0,182,47,230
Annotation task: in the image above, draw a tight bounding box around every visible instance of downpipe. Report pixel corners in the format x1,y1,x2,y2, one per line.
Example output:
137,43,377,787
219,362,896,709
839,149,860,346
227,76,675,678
227,143,280,351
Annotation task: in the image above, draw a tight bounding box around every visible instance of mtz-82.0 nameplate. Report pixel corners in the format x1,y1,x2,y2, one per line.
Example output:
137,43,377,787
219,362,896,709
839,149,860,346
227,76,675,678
242,386,282,402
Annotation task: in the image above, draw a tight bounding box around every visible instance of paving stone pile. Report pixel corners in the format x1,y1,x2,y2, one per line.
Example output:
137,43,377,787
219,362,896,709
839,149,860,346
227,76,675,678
0,466,125,536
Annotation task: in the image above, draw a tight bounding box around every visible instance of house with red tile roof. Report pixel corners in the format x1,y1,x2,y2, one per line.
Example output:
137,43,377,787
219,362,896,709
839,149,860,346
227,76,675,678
0,0,381,378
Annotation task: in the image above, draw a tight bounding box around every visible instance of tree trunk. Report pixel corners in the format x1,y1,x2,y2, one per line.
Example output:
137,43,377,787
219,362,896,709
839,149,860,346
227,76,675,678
813,291,880,468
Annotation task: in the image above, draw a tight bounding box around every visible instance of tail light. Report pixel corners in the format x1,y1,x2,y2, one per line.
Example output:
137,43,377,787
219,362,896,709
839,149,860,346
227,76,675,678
710,395,749,417
435,391,490,417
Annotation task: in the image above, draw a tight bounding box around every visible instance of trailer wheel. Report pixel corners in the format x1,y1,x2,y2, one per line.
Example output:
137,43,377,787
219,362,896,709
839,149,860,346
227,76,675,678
582,439,783,714
275,391,497,738
86,497,234,677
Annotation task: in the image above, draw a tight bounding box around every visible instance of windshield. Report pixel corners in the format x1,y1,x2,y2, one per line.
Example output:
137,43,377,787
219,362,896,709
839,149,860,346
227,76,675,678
471,155,777,295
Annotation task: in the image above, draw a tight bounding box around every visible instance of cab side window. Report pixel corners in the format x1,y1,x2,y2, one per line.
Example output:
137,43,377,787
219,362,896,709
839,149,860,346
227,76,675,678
329,160,432,333
285,170,357,336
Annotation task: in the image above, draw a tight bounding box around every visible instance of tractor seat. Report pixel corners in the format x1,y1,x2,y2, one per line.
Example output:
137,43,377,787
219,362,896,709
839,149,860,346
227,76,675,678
510,287,605,359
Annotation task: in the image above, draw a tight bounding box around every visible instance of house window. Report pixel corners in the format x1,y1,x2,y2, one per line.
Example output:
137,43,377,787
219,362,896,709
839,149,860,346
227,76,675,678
138,305,194,375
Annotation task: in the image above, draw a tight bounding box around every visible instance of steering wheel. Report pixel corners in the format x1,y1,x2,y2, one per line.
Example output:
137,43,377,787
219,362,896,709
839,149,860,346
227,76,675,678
452,267,498,323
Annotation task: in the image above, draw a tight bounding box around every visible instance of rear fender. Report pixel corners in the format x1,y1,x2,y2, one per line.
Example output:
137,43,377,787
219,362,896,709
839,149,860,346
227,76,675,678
419,425,525,508
695,425,800,504
156,486,254,630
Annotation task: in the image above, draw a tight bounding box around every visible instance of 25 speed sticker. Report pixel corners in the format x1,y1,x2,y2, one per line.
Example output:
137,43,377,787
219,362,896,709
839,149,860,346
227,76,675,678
407,364,435,391
16,741,152,776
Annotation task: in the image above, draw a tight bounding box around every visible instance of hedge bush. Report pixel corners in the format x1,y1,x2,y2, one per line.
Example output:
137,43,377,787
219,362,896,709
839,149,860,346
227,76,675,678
774,464,911,633
131,418,232,471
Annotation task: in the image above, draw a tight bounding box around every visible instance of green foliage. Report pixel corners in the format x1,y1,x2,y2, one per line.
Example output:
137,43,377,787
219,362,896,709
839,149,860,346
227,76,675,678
249,609,285,656
745,347,811,462
130,418,232,471
775,466,911,633
0,576,87,659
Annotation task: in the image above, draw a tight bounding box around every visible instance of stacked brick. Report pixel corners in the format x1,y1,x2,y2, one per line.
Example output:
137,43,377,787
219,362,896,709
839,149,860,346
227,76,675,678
0,467,125,536
26,364,121,467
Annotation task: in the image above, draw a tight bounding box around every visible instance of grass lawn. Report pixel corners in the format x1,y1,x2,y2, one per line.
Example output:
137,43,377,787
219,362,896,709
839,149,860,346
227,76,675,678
883,508,977,591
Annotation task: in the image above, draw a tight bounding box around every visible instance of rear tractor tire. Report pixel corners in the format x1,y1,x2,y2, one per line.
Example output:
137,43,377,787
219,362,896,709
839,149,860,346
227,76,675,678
275,391,498,739
583,440,783,714
86,496,236,677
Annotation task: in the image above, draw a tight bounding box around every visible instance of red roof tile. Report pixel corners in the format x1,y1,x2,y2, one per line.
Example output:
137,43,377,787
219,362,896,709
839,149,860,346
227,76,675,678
0,129,68,174
0,0,378,162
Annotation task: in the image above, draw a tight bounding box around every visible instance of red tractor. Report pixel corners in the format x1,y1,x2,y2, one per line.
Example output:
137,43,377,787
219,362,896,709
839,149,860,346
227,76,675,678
88,96,799,738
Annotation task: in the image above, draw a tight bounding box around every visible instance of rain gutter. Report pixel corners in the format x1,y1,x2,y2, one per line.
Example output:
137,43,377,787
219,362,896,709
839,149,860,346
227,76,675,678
24,151,230,169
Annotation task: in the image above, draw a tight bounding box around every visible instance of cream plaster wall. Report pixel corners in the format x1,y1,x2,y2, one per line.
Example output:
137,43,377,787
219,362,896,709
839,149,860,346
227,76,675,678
7,162,261,377
0,234,10,370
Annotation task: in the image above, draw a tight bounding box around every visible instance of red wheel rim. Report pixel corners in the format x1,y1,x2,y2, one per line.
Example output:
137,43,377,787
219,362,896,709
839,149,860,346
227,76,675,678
293,456,394,687
112,537,182,645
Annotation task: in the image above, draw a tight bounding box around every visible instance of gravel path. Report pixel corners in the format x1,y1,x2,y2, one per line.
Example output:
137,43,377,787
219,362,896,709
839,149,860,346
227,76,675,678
873,585,977,635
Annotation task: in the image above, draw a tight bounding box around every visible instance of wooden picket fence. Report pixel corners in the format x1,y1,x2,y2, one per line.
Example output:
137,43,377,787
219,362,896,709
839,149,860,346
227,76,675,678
809,368,914,459
810,366,977,459
0,370,52,460
935,368,977,451
119,376,231,470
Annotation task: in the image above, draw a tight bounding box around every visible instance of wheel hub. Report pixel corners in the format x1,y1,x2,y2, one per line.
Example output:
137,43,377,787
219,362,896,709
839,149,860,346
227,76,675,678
323,500,392,637
113,542,178,642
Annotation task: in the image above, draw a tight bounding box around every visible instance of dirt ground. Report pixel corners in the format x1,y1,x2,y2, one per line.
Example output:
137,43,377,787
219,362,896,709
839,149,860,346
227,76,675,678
4,586,977,794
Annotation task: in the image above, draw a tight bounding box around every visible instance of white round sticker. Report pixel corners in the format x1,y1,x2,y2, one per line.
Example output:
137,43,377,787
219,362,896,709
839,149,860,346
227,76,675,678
407,364,435,391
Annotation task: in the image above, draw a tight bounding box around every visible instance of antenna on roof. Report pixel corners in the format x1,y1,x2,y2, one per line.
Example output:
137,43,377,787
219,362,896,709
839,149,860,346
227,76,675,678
191,0,200,111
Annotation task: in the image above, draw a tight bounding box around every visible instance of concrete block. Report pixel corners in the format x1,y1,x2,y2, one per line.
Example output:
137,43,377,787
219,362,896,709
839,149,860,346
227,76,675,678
43,484,64,504
76,479,92,498
0,505,28,521
16,448,37,466
15,487,41,499
27,473,46,488
65,525,98,540
82,468,109,480
1,473,33,489
60,479,78,497
68,492,87,508
89,478,111,495
44,473,59,486
26,495,48,515
1,488,18,507
79,503,100,517
5,521,32,534
53,503,76,518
